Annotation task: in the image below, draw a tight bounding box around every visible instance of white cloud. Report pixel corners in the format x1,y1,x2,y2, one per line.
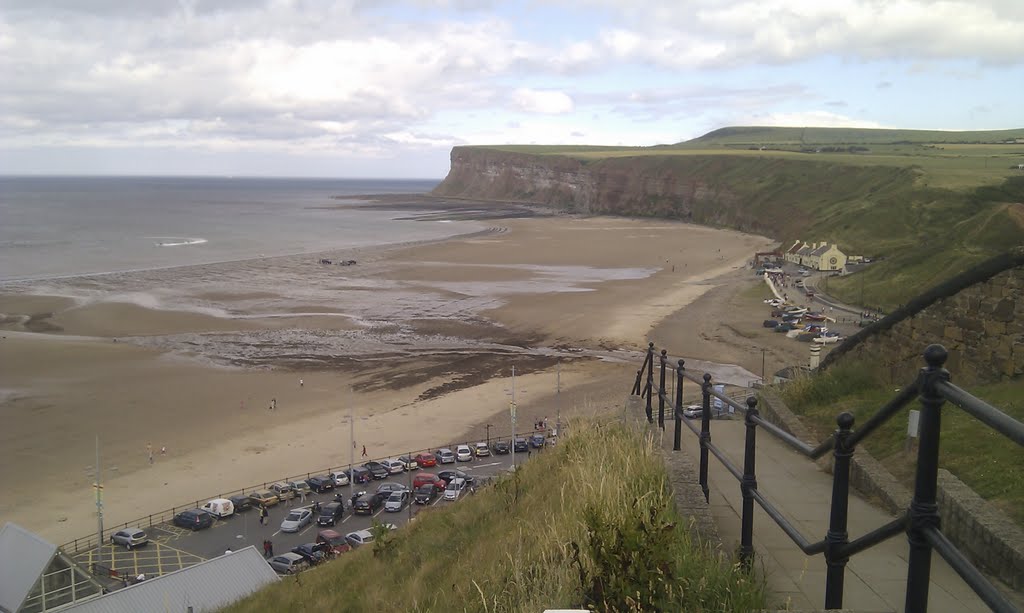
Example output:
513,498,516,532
511,88,575,114
733,110,888,129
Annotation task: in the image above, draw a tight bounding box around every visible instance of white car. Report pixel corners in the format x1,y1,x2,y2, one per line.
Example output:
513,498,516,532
444,477,467,501
345,529,375,548
383,459,406,475
473,442,490,457
329,470,350,486
682,404,704,419
455,445,473,462
280,508,313,533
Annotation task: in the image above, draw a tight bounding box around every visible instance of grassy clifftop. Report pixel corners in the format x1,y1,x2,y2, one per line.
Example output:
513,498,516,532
222,420,765,612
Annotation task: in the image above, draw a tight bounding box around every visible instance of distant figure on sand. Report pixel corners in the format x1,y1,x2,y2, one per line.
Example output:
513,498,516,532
299,378,304,387
270,398,277,411
147,443,153,465
361,445,368,458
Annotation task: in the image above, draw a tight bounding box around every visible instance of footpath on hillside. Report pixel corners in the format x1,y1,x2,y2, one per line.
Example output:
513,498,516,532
644,410,998,612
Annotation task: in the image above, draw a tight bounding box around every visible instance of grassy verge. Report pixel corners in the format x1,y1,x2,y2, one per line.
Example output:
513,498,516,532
779,361,1024,525
222,419,766,612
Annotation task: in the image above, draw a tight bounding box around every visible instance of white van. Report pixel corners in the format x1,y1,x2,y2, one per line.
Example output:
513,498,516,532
444,477,466,501
201,498,234,519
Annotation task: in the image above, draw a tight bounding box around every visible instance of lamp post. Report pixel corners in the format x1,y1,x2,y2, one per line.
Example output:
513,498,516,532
761,348,766,384
485,423,492,446
94,435,104,569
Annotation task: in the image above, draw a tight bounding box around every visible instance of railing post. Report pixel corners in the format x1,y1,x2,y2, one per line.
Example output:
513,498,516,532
824,411,855,609
632,369,643,396
673,359,685,451
699,372,712,503
645,342,655,423
658,350,667,430
906,344,949,613
739,396,759,569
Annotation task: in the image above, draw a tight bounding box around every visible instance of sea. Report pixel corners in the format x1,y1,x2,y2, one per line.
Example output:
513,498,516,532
0,176,478,282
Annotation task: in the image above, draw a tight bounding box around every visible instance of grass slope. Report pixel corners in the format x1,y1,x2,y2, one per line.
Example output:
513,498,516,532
222,420,766,612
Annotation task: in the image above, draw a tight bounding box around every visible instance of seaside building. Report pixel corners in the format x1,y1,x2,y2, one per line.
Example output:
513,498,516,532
0,522,104,612
783,240,848,272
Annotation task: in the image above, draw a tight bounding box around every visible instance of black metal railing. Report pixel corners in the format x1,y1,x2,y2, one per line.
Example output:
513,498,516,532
631,342,1022,613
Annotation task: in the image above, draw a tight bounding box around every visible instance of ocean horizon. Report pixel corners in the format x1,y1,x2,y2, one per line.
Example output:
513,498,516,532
0,176,479,282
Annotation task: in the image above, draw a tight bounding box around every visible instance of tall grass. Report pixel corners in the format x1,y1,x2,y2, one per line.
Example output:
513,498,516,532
221,419,765,612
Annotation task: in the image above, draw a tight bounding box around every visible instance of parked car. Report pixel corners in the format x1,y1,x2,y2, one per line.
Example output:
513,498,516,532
413,473,446,490
329,470,350,487
382,458,406,474
415,452,438,468
435,448,456,464
316,529,352,555
352,492,387,515
491,440,510,455
683,404,704,419
110,528,148,549
280,508,313,533
290,543,327,566
229,494,257,512
307,475,335,493
345,529,375,548
437,469,474,486
397,455,419,470
250,491,279,507
363,461,389,480
376,482,409,496
317,501,345,526
270,482,296,501
455,444,473,462
349,466,372,484
289,480,312,498
384,490,409,512
200,498,234,519
444,477,467,501
173,509,214,531
473,442,490,457
529,434,545,449
267,552,308,574
513,438,528,452
414,484,439,504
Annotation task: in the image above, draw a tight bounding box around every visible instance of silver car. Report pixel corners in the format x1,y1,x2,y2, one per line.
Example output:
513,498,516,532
345,529,375,548
280,508,313,533
268,552,309,574
384,490,409,512
110,528,148,549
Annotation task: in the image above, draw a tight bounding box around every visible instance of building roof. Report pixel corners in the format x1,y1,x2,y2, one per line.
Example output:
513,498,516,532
60,545,278,613
0,522,58,613
810,243,832,256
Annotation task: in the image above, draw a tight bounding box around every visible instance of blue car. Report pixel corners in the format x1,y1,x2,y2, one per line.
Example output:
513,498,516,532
529,434,545,448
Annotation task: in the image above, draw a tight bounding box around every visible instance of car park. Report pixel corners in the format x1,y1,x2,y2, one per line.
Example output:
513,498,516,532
329,470,350,486
307,475,335,493
316,529,352,555
397,455,419,470
268,552,309,574
455,444,473,462
290,543,327,566
384,490,409,512
270,482,296,501
474,442,490,457
173,509,214,531
437,469,473,486
229,494,257,512
250,491,279,507
200,498,234,519
513,438,528,452
413,473,446,490
491,440,510,454
529,434,545,448
415,452,438,467
376,483,409,496
110,528,148,549
345,529,375,548
444,477,467,501
414,484,439,504
363,461,390,480
280,508,313,533
382,458,406,474
316,501,345,526
353,492,387,515
435,448,455,464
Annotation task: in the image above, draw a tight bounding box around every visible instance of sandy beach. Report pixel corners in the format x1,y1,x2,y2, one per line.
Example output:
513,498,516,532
0,209,822,546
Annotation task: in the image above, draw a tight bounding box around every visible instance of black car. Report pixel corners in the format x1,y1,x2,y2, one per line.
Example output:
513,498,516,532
414,484,439,505
290,543,327,566
316,502,344,526
513,437,529,452
529,433,545,448
437,469,474,486
349,466,372,484
173,509,214,531
307,476,335,493
362,461,389,480
352,492,387,515
229,494,257,512
491,440,510,454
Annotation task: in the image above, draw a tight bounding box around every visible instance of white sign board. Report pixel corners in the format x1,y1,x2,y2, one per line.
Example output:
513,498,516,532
907,409,920,438
713,384,725,416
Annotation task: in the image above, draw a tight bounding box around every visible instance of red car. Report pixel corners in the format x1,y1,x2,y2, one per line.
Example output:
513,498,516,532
316,529,352,556
415,452,437,468
413,472,446,490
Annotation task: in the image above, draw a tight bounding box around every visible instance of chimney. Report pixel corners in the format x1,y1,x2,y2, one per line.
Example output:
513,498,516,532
809,343,821,369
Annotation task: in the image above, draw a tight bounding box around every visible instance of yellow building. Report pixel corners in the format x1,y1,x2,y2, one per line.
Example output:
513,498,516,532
784,241,848,271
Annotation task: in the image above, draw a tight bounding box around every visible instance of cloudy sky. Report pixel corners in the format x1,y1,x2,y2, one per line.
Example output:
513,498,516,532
1,0,1021,178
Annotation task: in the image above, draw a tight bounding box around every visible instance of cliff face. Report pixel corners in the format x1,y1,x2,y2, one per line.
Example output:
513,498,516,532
432,146,917,240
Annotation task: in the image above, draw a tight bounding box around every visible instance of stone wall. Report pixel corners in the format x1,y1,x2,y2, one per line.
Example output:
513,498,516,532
757,388,1024,591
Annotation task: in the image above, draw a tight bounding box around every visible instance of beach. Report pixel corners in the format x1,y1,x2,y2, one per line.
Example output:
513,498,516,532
0,208,813,546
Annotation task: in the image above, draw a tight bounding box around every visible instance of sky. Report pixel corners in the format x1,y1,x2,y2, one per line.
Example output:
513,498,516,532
1,0,1022,179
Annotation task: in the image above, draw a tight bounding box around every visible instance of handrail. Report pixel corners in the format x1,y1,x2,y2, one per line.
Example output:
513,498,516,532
631,342,1021,612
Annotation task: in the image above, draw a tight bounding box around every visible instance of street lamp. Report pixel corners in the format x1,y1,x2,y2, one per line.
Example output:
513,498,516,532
485,424,493,446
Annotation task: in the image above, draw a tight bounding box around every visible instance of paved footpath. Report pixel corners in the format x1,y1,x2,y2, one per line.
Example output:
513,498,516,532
657,419,1010,612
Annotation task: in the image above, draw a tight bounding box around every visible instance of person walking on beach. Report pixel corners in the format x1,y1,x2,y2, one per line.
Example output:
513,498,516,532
361,445,367,458
269,398,276,411
299,378,304,387
147,443,153,465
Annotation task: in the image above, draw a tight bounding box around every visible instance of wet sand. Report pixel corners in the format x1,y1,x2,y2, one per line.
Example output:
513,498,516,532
0,210,814,545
